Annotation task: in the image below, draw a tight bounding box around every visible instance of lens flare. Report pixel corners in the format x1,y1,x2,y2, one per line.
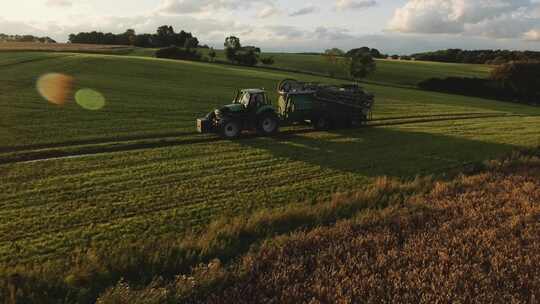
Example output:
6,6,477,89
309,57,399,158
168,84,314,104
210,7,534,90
36,73,75,105
75,89,106,110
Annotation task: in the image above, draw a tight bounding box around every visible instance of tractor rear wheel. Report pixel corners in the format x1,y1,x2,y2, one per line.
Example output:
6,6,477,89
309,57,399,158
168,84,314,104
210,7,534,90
257,113,279,136
220,120,241,139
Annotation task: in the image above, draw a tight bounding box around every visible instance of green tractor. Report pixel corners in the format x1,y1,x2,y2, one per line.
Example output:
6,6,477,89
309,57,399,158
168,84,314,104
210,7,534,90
197,89,280,139
197,79,375,139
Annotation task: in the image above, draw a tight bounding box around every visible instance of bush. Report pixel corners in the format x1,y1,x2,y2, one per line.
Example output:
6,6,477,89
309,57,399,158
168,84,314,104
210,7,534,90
418,77,532,104
491,61,540,103
260,56,275,65
155,46,202,61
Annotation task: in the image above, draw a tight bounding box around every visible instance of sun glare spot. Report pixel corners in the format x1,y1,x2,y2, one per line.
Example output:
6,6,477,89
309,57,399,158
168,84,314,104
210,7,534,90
75,89,106,110
36,73,75,105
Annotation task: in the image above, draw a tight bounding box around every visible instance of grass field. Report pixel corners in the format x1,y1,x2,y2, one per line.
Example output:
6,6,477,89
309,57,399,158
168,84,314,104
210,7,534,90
129,48,491,87
0,51,539,302
98,150,540,303
261,53,491,87
188,49,491,87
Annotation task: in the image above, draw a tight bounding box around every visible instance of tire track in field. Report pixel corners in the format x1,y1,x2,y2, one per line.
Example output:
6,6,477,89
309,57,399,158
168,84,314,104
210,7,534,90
0,113,526,165
0,112,506,154
0,54,76,69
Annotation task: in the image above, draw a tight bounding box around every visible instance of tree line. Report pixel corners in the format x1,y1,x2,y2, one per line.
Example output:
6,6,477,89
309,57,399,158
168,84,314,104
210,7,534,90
0,34,56,43
419,61,540,105
68,26,200,49
412,49,540,64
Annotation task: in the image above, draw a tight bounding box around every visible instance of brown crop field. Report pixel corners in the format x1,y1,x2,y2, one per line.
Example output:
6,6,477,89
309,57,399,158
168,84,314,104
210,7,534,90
0,42,134,53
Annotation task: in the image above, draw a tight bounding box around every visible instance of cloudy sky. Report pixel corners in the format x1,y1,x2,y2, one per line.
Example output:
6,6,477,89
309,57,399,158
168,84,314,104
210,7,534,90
2,0,540,54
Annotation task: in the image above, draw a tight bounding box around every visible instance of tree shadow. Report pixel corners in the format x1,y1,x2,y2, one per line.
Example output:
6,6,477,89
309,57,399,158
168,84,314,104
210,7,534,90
239,127,517,178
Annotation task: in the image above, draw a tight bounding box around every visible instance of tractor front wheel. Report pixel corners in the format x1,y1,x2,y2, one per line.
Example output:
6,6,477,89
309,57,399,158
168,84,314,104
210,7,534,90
220,120,241,139
257,114,280,136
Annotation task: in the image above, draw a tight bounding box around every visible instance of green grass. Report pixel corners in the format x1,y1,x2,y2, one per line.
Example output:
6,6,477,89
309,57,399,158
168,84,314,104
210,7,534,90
130,48,490,87
192,49,491,87
0,51,539,270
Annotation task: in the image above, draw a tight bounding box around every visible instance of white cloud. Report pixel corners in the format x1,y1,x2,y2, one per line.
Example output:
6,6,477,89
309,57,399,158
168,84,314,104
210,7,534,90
525,29,540,41
45,0,72,7
157,0,273,14
258,5,280,18
336,0,377,11
290,5,319,17
388,0,540,41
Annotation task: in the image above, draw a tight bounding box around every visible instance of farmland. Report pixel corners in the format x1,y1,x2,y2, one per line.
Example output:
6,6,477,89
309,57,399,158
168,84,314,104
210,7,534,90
98,149,540,303
128,48,491,87
0,51,539,301
0,42,134,54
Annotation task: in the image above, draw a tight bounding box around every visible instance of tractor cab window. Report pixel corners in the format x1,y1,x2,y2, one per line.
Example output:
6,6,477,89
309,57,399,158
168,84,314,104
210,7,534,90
239,92,251,107
253,94,264,105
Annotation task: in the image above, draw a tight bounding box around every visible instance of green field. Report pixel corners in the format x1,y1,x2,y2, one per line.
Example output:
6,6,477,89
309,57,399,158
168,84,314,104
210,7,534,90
260,53,491,87
129,48,491,87
1,51,539,270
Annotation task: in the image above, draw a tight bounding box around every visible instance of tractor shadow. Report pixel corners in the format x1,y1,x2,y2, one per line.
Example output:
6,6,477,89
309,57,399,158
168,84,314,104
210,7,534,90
239,126,517,178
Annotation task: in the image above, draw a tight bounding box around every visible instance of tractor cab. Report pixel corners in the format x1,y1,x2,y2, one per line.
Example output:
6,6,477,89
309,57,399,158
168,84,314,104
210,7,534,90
233,89,270,111
197,88,280,139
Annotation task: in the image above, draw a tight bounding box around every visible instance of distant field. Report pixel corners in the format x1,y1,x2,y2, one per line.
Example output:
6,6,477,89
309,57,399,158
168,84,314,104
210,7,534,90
0,42,134,54
0,44,491,87
1,51,539,273
192,49,491,87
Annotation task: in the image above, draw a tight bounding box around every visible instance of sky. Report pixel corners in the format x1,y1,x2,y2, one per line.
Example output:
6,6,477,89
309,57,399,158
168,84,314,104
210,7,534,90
2,0,540,54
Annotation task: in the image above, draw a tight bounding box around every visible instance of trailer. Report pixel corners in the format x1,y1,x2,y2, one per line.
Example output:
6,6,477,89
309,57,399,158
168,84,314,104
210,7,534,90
196,79,375,139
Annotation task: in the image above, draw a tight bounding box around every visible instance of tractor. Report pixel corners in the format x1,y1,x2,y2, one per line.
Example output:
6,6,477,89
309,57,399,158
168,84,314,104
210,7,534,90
197,89,279,139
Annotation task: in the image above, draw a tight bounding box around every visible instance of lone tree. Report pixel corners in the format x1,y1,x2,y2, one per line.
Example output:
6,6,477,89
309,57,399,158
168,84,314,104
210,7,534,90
224,36,242,63
224,36,260,66
208,47,217,62
322,48,345,77
342,53,376,81
323,48,345,64
491,61,540,103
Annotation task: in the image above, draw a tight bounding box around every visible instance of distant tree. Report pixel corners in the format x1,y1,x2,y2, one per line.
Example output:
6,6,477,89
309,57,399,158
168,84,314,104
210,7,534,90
235,46,261,66
391,54,399,60
68,26,202,49
156,25,175,46
124,29,136,45
155,46,202,61
491,61,540,102
323,48,344,65
208,48,217,62
224,37,260,65
261,56,275,65
224,36,242,63
369,48,382,59
347,47,384,59
184,37,199,50
349,53,376,80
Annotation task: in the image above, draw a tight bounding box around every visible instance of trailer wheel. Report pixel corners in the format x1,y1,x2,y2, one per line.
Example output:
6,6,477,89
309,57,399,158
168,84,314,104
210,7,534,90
257,113,280,136
220,120,241,139
313,116,333,130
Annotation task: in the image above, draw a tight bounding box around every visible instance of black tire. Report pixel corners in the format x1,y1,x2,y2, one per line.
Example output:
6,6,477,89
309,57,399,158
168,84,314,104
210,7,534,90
257,113,280,136
343,118,354,129
313,116,333,130
220,120,241,139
